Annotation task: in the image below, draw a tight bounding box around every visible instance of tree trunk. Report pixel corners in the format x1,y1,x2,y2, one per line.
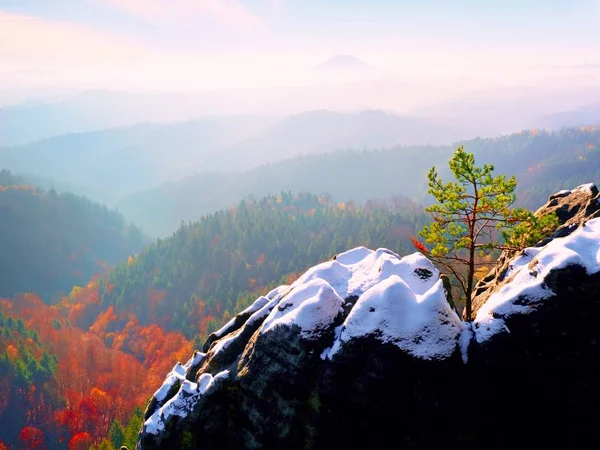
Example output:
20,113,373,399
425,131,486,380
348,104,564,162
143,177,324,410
465,242,475,321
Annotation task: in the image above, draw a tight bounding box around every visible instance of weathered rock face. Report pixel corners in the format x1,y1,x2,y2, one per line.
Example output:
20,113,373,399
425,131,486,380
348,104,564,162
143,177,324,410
470,182,600,317
136,185,600,450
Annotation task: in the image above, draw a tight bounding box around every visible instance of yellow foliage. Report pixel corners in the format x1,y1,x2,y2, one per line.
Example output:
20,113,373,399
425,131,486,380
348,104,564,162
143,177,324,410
69,285,83,299
474,266,490,281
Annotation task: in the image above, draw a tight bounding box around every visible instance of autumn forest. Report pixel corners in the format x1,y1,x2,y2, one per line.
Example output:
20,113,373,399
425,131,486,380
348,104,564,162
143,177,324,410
2,127,600,449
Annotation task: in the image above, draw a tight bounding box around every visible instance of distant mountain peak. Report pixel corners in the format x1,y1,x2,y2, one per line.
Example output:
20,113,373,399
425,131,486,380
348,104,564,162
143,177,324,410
314,54,370,70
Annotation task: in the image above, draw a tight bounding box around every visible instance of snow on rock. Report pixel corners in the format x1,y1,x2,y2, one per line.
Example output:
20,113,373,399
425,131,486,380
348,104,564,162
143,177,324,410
145,379,200,435
261,278,344,339
474,217,600,343
210,333,238,355
183,351,206,370
290,247,439,301
266,284,290,300
575,182,595,193
198,373,213,394
246,296,280,327
152,363,187,403
212,295,274,339
554,189,572,196
459,322,473,363
144,370,230,435
259,247,446,344
258,246,458,358
327,277,462,360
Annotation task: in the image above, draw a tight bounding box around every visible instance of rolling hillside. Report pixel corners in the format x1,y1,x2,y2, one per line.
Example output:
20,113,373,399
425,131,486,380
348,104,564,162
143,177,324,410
0,170,146,299
119,127,600,236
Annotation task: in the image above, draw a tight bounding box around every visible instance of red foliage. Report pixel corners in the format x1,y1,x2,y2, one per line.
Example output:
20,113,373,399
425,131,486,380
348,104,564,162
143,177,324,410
68,432,92,450
410,236,430,254
19,426,44,449
1,291,194,448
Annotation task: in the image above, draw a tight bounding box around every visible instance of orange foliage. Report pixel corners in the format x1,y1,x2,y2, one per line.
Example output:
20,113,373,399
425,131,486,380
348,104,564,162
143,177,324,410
284,272,302,285
6,344,18,361
90,306,117,335
410,236,430,254
68,432,92,450
1,291,194,448
0,184,38,193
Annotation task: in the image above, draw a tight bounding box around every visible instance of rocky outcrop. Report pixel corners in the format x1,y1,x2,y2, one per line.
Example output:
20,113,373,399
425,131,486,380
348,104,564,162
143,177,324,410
136,185,600,450
470,182,600,317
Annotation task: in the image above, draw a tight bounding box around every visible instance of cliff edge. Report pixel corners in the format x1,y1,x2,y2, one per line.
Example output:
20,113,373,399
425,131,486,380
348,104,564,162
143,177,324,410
136,184,600,450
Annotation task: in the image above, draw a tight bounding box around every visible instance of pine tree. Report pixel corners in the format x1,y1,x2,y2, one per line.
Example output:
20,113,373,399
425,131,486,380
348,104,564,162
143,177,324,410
416,146,558,320
109,419,125,449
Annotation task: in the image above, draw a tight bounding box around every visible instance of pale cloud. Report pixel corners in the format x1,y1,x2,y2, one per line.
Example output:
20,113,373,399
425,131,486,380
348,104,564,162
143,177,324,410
0,11,298,91
97,0,261,28
0,12,151,64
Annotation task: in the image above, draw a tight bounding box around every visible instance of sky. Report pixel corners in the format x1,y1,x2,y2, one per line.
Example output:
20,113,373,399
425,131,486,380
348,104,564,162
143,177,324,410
1,0,600,91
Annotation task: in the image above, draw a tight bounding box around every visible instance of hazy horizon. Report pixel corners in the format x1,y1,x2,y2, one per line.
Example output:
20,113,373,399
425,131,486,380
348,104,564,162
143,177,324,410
2,0,600,97
2,0,600,219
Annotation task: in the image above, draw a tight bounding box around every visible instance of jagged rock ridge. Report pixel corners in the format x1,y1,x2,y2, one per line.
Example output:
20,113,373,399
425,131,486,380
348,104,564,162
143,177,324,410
137,184,600,450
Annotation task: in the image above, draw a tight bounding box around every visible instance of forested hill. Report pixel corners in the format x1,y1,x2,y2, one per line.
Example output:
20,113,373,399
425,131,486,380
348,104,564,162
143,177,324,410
120,127,600,236
0,170,146,299
77,192,427,339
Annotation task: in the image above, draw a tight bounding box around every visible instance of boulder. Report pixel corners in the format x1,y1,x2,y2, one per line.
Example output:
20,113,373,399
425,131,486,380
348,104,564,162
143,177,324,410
136,185,600,449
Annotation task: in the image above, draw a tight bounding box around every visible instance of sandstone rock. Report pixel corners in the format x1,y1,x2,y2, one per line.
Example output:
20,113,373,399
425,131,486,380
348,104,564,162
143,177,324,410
136,186,600,449
471,182,600,318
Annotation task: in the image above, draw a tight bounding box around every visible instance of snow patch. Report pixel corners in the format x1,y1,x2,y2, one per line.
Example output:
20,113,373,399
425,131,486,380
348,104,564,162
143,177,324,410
212,295,277,339
144,370,231,435
259,247,454,355
210,333,238,355
327,277,461,360
152,363,186,403
198,373,213,394
291,247,438,301
320,325,343,360
183,351,206,370
246,297,279,327
575,182,596,193
474,217,600,343
459,323,473,364
261,278,344,339
266,285,290,300
212,316,237,339
145,379,199,435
